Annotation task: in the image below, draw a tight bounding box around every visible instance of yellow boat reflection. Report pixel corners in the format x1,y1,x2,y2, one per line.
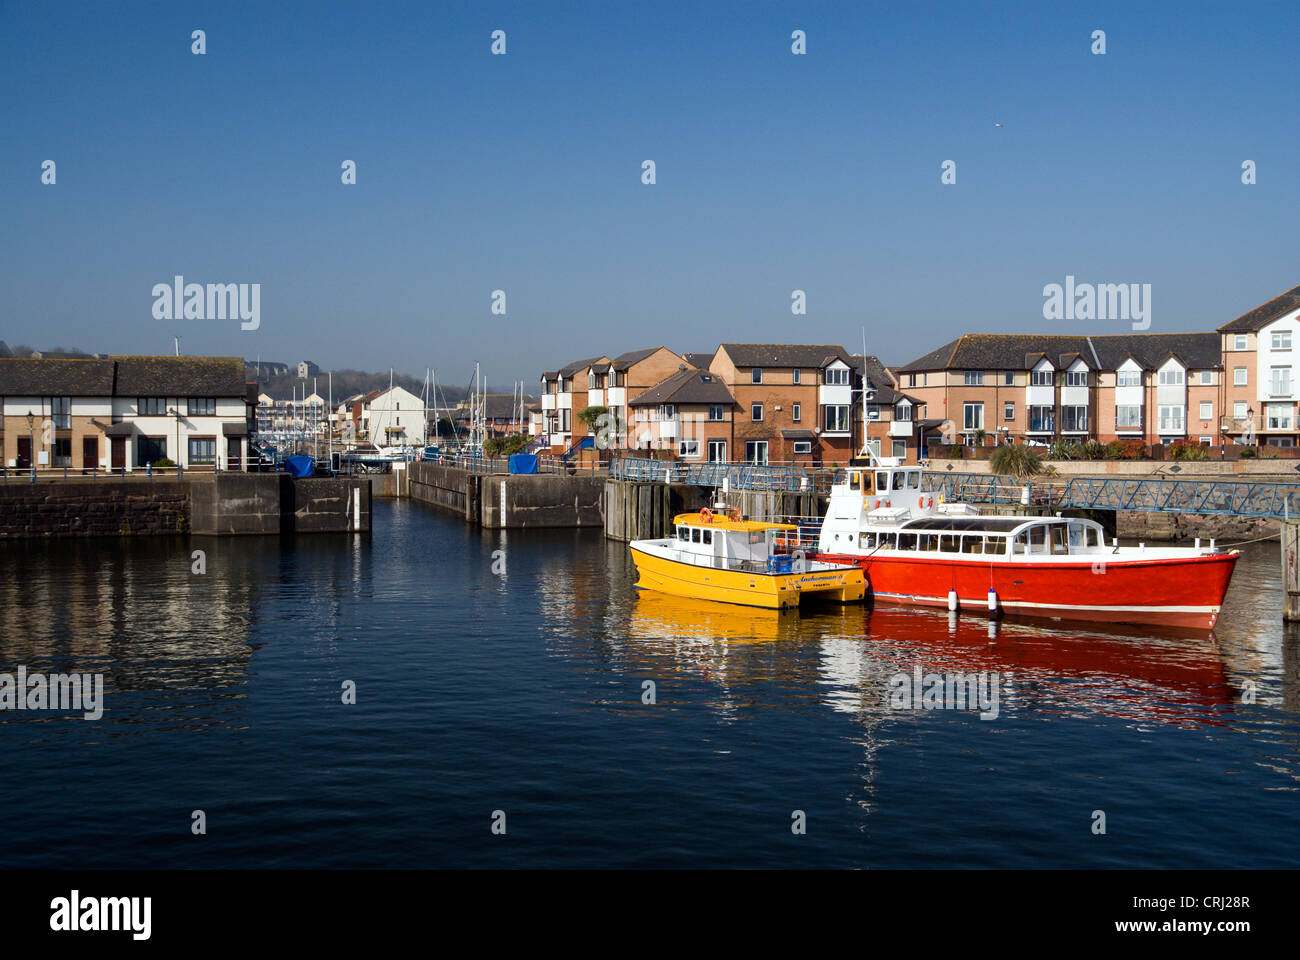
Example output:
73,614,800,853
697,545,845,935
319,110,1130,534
628,590,806,646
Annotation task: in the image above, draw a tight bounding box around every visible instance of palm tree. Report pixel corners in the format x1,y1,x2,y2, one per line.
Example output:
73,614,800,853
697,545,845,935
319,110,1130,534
990,444,1043,482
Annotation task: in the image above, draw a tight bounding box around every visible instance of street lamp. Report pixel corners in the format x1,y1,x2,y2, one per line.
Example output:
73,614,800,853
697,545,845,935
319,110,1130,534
25,411,34,479
167,408,181,470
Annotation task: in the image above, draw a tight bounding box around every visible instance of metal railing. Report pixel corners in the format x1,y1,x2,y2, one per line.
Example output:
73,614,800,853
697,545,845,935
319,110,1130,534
608,456,816,491
925,470,1300,519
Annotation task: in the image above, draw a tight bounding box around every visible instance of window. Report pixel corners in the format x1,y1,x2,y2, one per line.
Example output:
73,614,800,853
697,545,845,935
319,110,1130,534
962,402,984,431
824,405,850,432
678,439,701,458
138,397,167,415
1061,406,1088,432
50,396,71,429
1199,371,1213,385
906,373,916,388
1234,334,1248,350
1066,369,1087,387
1117,369,1141,387
1271,367,1292,397
1029,405,1054,432
1267,404,1293,430
792,369,801,385
1234,402,1248,419
1232,367,1246,387
588,371,597,389
1199,402,1213,421
1273,331,1292,351
1158,368,1185,386
791,402,801,422
52,437,72,466
706,440,727,462
189,437,216,465
187,398,216,416
1158,405,1185,432
707,405,724,421
1003,401,1015,421
744,441,768,465
1004,371,1014,386
1115,405,1142,429
1198,437,1213,445
750,403,763,421
1031,368,1053,386
792,441,812,454
751,368,763,384
560,409,570,431
660,404,676,419
892,440,907,459
963,371,984,386
896,402,912,422
701,529,712,545
824,366,849,385
137,436,167,464
866,405,880,420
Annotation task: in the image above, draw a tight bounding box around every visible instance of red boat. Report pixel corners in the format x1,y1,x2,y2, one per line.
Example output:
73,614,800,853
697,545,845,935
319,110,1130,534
805,461,1238,630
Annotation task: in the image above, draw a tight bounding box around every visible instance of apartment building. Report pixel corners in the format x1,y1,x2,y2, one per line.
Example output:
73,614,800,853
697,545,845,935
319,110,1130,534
1217,285,1300,445
895,333,1222,448
628,368,737,460
600,348,688,441
708,344,859,464
856,355,923,464
0,355,256,471
539,356,609,452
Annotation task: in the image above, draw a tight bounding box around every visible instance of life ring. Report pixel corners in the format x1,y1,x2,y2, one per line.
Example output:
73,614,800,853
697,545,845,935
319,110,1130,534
928,497,934,508
918,497,924,508
874,499,881,510
700,507,714,522
729,507,742,522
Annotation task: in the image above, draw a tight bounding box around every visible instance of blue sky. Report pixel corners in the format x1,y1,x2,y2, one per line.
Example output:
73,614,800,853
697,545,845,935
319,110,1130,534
2,0,1296,387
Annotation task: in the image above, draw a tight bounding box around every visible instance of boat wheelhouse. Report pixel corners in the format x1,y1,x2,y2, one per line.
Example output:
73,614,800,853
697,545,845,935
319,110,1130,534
630,510,866,610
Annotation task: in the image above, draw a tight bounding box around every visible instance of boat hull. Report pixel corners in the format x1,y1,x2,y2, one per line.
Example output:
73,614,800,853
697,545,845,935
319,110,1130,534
630,546,866,610
810,550,1238,629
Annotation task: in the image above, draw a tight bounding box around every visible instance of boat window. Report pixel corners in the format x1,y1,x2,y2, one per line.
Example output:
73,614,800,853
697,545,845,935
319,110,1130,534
749,530,764,545
961,535,983,554
1029,525,1047,553
939,534,959,552
702,529,712,545
907,470,922,489
898,534,917,550
876,472,890,492
834,469,847,485
988,535,1006,555
692,528,702,543
1087,527,1102,548
1013,532,1028,554
1067,523,1085,548
1051,524,1068,555
677,526,689,541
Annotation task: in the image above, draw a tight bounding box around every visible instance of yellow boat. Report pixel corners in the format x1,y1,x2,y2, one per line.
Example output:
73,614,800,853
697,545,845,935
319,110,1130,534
629,509,866,610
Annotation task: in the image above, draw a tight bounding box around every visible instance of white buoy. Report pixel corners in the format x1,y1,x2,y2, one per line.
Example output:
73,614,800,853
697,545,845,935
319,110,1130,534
987,589,998,614
947,589,958,611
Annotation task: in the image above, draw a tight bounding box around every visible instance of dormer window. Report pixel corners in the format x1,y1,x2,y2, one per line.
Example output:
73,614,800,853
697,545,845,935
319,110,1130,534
825,366,849,385
1030,368,1053,386
1066,370,1088,387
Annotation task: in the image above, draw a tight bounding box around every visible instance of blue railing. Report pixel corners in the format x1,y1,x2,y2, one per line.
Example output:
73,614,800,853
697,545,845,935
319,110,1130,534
608,457,812,491
925,471,1300,519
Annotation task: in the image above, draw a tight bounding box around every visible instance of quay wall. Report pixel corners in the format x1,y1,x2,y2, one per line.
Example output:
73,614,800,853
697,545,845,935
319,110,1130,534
408,462,604,528
601,480,823,541
0,475,370,538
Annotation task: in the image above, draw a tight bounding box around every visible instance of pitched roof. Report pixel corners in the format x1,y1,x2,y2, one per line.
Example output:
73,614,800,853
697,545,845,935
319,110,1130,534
557,356,610,377
682,352,715,369
1217,284,1300,333
0,355,247,397
719,343,853,368
629,369,737,406
897,333,1220,372
610,347,664,371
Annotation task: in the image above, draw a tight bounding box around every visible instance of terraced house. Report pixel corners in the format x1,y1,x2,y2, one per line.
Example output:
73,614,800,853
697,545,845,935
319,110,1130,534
0,355,256,472
895,332,1224,449
1217,284,1300,446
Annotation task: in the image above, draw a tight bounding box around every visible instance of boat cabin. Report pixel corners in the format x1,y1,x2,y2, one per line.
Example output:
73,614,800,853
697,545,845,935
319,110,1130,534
833,465,924,498
849,515,1109,558
670,512,797,569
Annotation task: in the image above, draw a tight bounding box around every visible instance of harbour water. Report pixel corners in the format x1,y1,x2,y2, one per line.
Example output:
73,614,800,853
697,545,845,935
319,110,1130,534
1,499,1297,868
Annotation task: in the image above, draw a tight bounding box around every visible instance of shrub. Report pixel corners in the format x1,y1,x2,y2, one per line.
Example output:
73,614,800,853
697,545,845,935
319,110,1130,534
1048,439,1078,460
1106,438,1145,460
1081,439,1108,460
946,443,965,458
151,458,176,468
1169,440,1209,461
1240,447,1257,458
990,444,1043,481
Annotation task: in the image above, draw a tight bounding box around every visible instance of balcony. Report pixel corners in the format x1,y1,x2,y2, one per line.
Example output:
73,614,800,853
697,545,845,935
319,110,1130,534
888,420,913,437
658,419,680,439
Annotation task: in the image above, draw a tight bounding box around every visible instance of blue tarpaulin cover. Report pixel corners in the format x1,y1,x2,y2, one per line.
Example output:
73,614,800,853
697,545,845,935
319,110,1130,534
284,455,315,477
508,454,539,474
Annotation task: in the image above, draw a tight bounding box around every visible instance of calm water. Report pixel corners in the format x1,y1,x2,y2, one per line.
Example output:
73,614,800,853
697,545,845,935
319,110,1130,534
1,499,1297,868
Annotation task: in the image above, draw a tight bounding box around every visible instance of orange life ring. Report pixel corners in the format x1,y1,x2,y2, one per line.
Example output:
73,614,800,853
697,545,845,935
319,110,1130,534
874,499,881,510
729,507,742,522
918,497,924,508
700,507,713,522
928,497,934,508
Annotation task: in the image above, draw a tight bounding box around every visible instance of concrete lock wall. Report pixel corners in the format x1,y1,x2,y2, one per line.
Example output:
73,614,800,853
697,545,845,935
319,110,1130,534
0,480,189,538
190,474,371,535
289,477,372,533
480,474,605,529
408,462,480,521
